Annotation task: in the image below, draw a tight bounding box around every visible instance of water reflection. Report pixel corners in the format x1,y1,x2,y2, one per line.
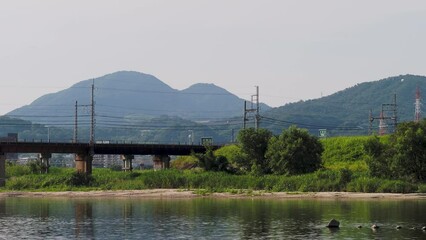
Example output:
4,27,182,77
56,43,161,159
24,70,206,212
0,197,423,239
74,201,94,239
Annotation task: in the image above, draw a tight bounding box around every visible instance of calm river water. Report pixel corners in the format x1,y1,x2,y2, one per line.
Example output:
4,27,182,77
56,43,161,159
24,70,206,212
0,197,424,239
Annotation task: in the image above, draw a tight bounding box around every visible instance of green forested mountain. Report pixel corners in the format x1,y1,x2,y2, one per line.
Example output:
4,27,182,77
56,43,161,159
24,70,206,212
262,74,425,136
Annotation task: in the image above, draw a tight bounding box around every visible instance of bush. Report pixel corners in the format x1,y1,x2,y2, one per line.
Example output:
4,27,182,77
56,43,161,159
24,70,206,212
418,184,426,193
6,164,32,178
171,156,198,170
109,165,123,171
346,177,382,193
27,160,43,174
266,126,323,175
377,180,417,193
66,172,94,187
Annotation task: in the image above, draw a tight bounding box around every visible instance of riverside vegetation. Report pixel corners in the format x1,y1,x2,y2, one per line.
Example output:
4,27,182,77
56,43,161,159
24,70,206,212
3,121,426,193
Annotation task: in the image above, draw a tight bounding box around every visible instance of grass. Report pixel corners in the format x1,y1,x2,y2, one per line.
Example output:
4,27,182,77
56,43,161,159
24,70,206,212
3,166,423,193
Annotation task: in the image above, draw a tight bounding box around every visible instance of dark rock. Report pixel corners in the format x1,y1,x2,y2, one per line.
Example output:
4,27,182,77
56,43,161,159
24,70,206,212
326,219,340,228
396,225,402,229
422,226,426,231
357,225,363,229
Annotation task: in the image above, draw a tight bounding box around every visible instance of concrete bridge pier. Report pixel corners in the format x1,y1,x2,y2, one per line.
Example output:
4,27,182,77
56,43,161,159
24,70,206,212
121,155,134,172
75,153,93,174
0,153,5,187
38,153,51,174
153,155,171,170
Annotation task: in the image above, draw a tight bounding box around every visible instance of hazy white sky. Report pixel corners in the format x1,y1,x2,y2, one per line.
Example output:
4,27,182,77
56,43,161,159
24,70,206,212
1,0,426,115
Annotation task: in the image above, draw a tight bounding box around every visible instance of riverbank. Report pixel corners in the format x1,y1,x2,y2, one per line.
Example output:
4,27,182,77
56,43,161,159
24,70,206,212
1,189,426,199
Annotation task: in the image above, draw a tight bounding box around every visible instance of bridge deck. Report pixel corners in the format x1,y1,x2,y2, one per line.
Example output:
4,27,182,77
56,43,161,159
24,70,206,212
0,142,220,155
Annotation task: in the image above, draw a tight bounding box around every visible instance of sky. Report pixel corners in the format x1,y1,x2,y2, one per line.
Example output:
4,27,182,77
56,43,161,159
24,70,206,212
1,0,426,115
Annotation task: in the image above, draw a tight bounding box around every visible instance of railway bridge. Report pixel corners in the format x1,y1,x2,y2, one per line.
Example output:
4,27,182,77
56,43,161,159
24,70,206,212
0,141,219,186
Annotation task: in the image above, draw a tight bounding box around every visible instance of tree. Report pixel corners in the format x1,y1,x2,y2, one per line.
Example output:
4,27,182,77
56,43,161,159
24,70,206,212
363,136,396,179
193,148,231,172
392,120,426,182
364,120,426,182
266,126,323,175
215,145,249,173
237,128,273,175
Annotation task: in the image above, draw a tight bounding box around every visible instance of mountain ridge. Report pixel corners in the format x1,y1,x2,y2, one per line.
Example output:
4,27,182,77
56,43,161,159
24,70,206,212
262,74,425,135
7,71,271,124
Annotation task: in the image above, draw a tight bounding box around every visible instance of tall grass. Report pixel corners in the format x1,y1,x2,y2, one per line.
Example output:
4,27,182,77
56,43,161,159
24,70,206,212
3,166,421,193
321,136,371,164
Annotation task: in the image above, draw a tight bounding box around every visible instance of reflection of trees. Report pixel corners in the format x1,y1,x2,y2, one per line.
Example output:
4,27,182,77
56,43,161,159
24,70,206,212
237,200,272,239
0,199,5,216
39,200,50,220
74,201,94,239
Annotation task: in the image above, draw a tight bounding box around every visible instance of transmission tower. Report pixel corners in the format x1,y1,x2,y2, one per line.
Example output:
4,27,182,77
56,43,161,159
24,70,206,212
415,86,422,122
378,110,387,135
369,94,398,135
243,86,260,129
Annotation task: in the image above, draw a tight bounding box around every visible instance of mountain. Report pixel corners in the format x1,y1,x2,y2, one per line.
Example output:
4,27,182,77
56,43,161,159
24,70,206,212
7,71,271,125
262,74,425,136
5,72,425,143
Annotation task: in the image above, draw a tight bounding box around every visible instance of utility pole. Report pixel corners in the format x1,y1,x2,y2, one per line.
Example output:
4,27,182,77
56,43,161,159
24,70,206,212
74,80,95,144
231,128,235,143
243,101,247,129
254,86,260,130
369,109,373,135
74,101,78,143
90,80,95,145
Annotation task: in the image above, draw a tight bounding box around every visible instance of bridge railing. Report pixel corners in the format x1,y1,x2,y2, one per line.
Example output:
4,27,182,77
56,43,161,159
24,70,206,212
6,138,231,146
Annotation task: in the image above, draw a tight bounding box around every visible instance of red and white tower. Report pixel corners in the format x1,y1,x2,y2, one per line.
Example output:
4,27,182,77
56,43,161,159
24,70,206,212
415,86,421,123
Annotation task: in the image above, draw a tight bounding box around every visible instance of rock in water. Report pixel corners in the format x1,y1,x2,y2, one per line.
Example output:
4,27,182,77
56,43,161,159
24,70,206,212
326,219,340,228
371,224,380,229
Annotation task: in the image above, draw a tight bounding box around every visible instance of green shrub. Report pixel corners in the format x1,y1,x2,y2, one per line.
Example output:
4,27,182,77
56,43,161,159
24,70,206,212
418,184,426,193
377,180,417,193
6,164,32,178
171,156,198,170
109,165,123,171
27,160,43,174
346,177,382,193
66,172,94,187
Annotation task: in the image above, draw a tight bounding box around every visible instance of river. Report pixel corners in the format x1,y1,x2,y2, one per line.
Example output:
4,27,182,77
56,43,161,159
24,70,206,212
0,197,424,239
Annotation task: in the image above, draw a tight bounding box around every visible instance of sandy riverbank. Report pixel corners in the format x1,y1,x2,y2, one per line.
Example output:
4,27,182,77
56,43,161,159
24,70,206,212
0,190,425,199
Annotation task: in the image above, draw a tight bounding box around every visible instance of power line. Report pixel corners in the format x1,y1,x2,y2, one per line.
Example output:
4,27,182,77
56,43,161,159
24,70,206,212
261,116,364,131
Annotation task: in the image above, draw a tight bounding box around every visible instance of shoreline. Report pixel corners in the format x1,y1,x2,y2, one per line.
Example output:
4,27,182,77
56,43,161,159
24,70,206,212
0,190,425,199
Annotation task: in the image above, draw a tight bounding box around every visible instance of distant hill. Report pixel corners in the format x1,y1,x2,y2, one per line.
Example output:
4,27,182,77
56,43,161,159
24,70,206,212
262,74,426,136
5,73,425,142
7,71,271,125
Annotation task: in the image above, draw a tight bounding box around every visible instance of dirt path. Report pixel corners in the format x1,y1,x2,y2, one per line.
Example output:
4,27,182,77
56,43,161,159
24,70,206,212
0,190,425,199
